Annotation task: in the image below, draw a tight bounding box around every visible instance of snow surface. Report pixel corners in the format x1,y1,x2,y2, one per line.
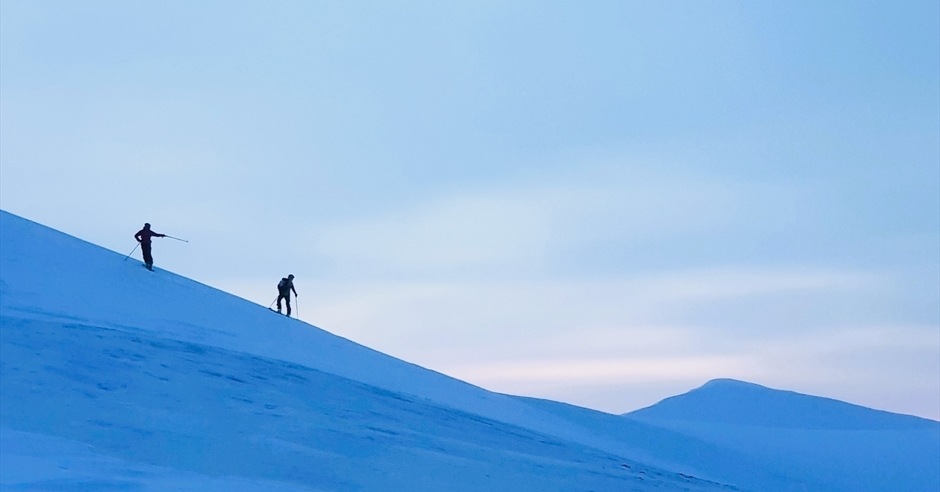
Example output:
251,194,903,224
1,209,937,491
626,379,940,492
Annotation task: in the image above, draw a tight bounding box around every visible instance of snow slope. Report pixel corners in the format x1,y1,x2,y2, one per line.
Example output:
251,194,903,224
626,379,940,492
2,210,935,491
0,210,730,490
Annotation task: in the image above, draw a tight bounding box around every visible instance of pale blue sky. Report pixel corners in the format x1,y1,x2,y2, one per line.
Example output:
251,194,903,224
2,1,938,418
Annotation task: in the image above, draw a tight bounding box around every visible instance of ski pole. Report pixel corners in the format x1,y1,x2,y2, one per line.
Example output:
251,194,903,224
294,294,299,319
268,297,278,309
123,243,139,261
164,235,189,243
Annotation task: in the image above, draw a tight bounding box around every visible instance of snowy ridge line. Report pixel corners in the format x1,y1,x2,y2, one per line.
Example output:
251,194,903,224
1,315,732,491
1,309,737,488
628,378,940,429
0,209,716,482
9,210,934,491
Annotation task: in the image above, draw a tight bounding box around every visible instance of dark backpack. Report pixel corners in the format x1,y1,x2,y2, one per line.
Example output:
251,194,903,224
278,278,288,292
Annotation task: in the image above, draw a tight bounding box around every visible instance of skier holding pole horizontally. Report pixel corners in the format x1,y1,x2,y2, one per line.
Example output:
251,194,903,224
276,274,298,317
134,223,166,271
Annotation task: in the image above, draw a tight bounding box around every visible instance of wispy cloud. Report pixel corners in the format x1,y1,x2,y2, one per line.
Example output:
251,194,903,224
268,256,940,418
314,191,552,270
444,355,756,385
310,169,801,278
307,267,880,341
428,322,939,417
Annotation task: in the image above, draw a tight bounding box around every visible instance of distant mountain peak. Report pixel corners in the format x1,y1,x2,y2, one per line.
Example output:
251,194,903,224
700,378,762,389
626,378,938,430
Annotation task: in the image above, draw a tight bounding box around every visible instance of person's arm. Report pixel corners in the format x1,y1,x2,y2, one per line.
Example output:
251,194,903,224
134,231,143,242
154,231,166,238
292,285,298,296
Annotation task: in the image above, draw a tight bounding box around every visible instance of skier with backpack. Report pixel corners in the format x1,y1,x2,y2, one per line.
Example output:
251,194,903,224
276,274,298,317
134,223,166,271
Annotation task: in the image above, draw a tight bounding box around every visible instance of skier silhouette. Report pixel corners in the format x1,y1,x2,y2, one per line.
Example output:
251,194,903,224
134,223,165,271
277,274,298,316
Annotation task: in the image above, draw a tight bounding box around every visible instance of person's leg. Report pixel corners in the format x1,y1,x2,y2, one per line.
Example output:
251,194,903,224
276,294,284,313
285,297,292,317
141,243,153,269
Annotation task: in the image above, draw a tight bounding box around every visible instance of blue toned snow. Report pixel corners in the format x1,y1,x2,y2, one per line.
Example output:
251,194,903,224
626,379,940,492
1,209,936,491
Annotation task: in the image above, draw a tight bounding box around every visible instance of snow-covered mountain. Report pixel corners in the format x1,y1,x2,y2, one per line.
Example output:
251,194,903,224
1,210,936,491
626,379,940,492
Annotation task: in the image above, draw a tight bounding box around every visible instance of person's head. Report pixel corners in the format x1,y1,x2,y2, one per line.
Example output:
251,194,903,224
143,223,151,229
288,274,294,280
